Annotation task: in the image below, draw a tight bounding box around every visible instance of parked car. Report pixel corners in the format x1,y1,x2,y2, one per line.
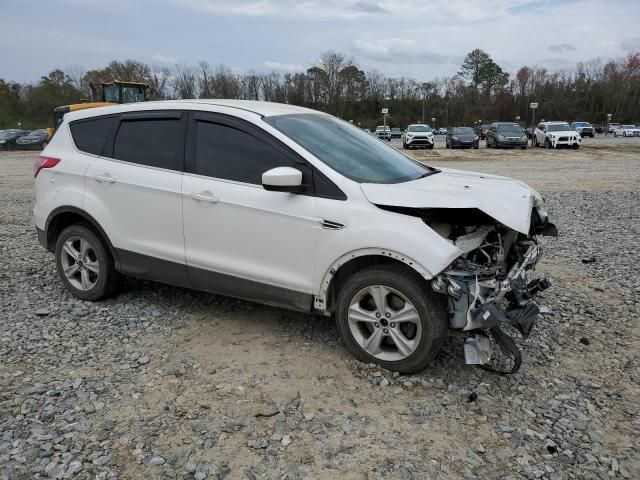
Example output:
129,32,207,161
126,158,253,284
594,124,604,134
16,129,50,150
390,127,402,139
375,125,391,141
362,128,371,134
402,124,434,149
613,124,640,137
533,122,580,149
570,122,595,137
437,127,448,135
608,122,620,133
0,129,30,150
445,127,479,149
524,127,535,139
34,100,557,374
486,122,528,149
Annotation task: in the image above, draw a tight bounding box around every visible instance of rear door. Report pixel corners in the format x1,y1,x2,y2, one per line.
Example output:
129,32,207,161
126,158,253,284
182,112,321,309
83,111,189,285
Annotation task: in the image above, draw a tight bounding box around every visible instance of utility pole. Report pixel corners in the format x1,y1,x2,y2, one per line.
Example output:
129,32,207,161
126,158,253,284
529,102,538,146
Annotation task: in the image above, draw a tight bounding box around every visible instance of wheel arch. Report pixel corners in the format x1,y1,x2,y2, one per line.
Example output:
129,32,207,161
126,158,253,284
44,206,120,269
316,248,434,315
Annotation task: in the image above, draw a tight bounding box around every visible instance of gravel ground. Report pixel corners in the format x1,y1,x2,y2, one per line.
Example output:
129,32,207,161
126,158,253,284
1,140,639,479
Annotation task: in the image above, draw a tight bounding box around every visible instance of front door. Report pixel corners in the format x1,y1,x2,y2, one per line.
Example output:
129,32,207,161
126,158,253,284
182,112,320,310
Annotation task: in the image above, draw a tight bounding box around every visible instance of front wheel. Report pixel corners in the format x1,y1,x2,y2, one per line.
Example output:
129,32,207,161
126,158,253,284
545,139,552,149
55,224,120,301
335,265,447,373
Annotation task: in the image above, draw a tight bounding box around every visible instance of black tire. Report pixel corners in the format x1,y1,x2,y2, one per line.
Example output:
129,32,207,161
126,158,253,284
55,224,120,301
335,265,447,373
533,136,538,147
614,132,617,137
428,143,434,150
473,145,479,149
520,146,527,150
544,139,552,149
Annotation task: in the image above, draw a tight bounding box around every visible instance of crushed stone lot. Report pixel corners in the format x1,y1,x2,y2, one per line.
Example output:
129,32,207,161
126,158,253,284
1,139,639,479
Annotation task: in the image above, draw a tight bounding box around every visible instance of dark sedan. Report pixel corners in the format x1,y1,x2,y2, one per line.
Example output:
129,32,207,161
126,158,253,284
0,129,30,150
445,127,479,149
16,129,50,150
486,122,528,149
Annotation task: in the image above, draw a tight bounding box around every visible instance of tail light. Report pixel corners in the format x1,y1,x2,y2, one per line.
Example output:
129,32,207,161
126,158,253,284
34,156,60,178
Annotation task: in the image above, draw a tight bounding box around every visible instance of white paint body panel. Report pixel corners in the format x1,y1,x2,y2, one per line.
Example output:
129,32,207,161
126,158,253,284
182,174,320,292
83,159,185,264
361,167,536,234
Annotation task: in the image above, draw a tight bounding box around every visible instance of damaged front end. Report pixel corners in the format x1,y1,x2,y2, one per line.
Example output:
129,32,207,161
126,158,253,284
429,202,557,373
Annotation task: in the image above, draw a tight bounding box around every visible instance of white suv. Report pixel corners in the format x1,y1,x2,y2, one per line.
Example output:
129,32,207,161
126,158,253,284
402,124,435,149
34,100,556,373
533,121,580,149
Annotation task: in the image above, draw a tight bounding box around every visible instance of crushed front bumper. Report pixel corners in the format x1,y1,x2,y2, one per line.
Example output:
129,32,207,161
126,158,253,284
433,241,551,374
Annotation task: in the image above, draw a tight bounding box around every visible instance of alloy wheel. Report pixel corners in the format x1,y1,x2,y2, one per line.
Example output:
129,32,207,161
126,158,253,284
60,235,100,291
347,285,422,362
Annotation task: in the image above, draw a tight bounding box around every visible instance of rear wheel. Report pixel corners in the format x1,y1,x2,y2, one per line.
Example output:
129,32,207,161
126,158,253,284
335,265,447,373
55,224,120,301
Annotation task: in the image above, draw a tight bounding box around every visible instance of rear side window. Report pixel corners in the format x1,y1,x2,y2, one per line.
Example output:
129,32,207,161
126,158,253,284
194,120,295,184
70,117,114,155
113,118,183,170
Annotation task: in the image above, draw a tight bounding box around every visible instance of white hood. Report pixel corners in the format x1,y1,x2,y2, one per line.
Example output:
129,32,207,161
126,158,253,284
361,167,537,234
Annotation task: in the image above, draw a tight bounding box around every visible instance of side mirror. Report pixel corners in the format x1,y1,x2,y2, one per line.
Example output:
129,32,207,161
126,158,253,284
262,167,303,193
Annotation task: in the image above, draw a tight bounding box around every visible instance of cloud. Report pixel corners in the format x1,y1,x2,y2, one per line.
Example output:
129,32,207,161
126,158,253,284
152,53,178,65
352,38,449,65
263,61,306,72
620,37,640,51
177,0,274,17
353,1,389,14
548,43,576,53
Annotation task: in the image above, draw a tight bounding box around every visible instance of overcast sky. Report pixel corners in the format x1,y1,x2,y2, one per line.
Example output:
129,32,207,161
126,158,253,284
2,0,639,83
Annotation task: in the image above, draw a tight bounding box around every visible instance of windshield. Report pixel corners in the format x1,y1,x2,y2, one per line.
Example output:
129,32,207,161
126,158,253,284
497,124,523,134
547,124,572,132
573,122,590,127
26,129,45,137
408,125,431,132
0,130,17,138
391,127,400,132
453,127,475,135
266,114,434,184
623,125,635,129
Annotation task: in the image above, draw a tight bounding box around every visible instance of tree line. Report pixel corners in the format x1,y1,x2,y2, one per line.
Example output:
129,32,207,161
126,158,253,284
1,49,639,130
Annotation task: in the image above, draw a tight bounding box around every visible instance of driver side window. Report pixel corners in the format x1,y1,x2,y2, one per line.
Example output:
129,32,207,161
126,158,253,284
194,120,297,185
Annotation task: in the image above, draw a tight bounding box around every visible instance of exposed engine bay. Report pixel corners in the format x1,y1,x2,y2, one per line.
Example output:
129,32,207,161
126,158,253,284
427,202,557,373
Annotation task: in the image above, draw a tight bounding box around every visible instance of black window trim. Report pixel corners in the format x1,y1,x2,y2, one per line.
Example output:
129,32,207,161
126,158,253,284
103,110,188,173
185,111,347,201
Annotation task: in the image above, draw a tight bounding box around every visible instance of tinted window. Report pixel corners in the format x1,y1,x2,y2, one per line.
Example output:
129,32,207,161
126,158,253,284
70,117,114,155
113,118,182,170
194,120,295,184
453,127,475,135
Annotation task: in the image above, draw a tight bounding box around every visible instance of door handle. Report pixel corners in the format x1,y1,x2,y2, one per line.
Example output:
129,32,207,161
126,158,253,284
190,191,219,203
94,174,116,183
